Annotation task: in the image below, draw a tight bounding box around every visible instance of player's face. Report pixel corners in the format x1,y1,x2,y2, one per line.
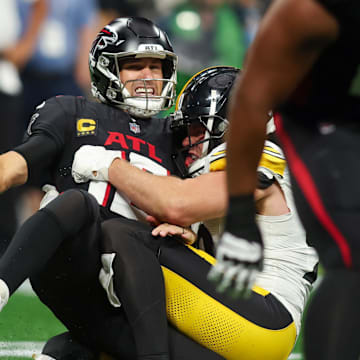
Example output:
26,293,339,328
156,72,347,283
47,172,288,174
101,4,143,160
182,123,206,168
119,58,164,97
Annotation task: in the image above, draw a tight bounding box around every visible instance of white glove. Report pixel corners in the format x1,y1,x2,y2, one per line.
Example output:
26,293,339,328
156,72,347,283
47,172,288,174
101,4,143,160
39,184,59,209
208,231,263,298
72,145,123,183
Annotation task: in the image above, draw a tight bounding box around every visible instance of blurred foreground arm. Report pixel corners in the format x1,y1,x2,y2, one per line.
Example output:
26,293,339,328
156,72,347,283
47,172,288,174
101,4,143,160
211,0,339,298
227,0,339,196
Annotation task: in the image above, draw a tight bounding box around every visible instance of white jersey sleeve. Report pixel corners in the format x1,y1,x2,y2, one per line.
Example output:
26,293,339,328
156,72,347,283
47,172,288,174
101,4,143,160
255,166,319,335
194,141,319,336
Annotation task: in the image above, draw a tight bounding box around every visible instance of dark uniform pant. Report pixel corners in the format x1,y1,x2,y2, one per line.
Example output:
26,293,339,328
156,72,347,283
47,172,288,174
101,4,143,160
275,114,360,360
102,218,296,360
0,189,221,359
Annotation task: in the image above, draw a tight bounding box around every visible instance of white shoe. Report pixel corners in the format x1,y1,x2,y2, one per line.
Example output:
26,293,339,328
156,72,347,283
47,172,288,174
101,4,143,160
0,279,9,312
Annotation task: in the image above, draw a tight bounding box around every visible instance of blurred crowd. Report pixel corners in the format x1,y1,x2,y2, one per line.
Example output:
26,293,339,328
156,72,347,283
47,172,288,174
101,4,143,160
0,0,270,254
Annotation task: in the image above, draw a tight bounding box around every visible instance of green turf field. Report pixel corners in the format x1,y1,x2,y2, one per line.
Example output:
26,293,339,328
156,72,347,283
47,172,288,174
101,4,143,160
0,283,307,360
0,285,66,359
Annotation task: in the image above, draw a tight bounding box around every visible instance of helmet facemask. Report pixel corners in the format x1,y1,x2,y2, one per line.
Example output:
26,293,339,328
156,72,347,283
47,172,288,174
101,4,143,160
171,110,228,177
92,51,177,118
170,66,239,177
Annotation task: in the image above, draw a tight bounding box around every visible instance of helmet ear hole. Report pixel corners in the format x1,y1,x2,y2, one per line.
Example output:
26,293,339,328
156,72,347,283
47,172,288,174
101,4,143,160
162,59,173,79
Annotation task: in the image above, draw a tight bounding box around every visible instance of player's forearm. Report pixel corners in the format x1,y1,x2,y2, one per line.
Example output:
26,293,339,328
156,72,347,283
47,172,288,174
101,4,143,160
0,151,28,193
108,159,186,222
108,160,226,226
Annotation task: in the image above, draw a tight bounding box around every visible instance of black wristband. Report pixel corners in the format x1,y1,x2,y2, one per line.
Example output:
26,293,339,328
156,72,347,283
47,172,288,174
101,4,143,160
225,194,259,240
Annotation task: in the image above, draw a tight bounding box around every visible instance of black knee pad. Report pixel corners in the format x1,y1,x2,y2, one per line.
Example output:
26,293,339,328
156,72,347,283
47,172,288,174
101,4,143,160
42,189,100,237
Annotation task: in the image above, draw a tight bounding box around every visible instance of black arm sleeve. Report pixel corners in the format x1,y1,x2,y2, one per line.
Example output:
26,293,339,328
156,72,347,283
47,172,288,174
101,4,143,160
12,96,76,186
13,134,58,186
14,134,58,170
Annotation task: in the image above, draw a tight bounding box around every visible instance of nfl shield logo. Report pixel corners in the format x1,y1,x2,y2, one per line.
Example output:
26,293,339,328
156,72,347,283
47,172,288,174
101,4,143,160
129,122,140,134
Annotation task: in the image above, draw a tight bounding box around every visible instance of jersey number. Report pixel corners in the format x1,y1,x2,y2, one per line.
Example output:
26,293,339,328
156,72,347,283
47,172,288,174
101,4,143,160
87,152,169,218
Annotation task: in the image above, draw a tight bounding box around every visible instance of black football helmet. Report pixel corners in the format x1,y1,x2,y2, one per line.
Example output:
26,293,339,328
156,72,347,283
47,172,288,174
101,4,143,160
89,17,177,118
171,66,240,176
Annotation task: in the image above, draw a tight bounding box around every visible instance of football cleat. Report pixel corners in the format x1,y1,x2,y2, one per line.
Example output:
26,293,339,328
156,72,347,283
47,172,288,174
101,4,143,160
0,279,9,312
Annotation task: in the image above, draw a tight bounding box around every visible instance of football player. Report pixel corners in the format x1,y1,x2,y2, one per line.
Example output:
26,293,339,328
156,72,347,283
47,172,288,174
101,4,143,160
213,0,360,358
72,66,319,359
0,17,220,360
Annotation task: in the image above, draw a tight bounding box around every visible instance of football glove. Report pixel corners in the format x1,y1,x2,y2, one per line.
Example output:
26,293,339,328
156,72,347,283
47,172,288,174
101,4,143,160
208,194,264,298
72,145,123,183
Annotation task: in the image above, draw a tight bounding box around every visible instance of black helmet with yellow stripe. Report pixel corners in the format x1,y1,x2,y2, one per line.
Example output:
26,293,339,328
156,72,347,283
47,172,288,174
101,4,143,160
171,66,240,177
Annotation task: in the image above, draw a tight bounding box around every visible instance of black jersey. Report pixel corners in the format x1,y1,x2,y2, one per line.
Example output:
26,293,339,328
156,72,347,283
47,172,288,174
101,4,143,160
14,95,176,220
280,0,360,125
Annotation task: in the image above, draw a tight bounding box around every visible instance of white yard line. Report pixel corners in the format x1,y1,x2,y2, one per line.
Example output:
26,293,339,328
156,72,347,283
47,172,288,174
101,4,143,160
15,279,35,296
0,341,44,357
0,342,303,359
288,354,303,359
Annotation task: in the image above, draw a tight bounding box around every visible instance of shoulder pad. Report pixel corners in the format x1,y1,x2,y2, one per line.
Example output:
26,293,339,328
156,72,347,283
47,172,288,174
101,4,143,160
208,143,226,172
188,143,226,177
53,95,86,115
258,139,286,181
33,95,81,121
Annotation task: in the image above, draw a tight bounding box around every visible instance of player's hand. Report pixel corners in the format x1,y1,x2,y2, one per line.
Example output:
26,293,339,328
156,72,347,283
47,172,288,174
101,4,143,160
39,184,59,209
151,223,197,245
72,145,123,183
208,231,263,298
207,194,264,298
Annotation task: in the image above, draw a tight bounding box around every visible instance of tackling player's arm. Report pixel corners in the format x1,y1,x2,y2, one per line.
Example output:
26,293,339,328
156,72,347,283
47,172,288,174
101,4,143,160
108,155,288,226
108,158,227,227
73,137,287,226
